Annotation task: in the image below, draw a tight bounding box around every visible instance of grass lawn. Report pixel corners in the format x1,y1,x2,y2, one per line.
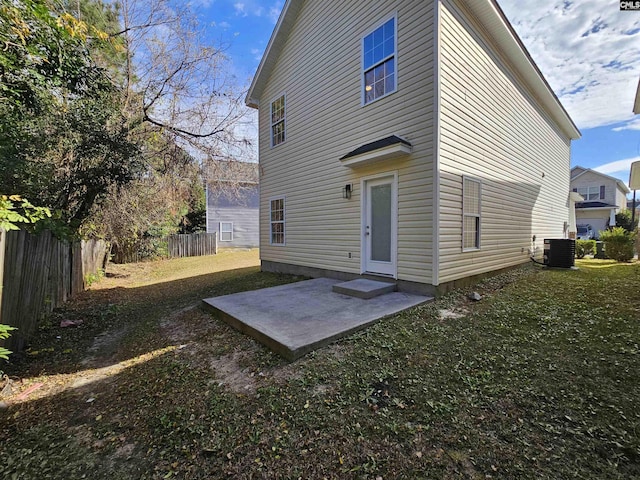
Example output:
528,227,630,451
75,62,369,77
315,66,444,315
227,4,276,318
1,252,639,479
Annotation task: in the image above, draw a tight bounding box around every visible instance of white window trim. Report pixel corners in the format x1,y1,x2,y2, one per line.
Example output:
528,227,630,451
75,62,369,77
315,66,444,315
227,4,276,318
462,176,481,252
219,222,233,242
269,195,286,246
361,12,398,106
270,93,286,148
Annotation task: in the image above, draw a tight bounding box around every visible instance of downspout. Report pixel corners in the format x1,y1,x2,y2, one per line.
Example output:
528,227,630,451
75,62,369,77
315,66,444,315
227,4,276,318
432,0,442,287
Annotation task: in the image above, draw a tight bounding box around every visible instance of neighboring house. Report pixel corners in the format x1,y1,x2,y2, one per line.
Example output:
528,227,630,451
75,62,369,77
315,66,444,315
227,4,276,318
570,166,630,238
246,0,580,294
206,162,259,248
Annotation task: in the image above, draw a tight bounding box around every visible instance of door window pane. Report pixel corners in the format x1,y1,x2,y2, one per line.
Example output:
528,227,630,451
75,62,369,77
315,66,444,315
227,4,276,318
371,184,391,262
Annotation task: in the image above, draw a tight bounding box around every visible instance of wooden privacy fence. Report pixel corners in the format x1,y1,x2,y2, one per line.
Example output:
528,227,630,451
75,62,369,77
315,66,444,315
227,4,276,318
167,232,218,258
0,230,108,352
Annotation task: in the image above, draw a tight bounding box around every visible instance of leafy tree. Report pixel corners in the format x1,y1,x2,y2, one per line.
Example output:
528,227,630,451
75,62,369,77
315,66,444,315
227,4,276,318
1,0,251,260
0,195,51,231
0,0,142,232
614,209,638,233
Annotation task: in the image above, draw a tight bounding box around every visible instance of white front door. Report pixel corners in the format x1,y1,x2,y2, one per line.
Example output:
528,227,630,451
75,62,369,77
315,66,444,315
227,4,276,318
363,175,397,277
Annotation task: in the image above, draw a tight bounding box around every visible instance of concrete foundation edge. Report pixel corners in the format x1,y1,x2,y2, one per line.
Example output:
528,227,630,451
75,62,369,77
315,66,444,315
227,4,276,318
201,299,413,362
261,259,531,297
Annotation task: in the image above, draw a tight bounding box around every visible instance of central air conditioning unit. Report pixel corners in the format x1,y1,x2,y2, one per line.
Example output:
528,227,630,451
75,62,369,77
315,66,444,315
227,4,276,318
543,239,575,268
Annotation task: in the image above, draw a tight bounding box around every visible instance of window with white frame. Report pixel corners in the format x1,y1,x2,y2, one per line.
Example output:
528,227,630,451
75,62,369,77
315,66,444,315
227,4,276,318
270,95,285,146
219,222,233,242
576,186,603,201
363,17,396,104
270,197,285,245
463,177,481,250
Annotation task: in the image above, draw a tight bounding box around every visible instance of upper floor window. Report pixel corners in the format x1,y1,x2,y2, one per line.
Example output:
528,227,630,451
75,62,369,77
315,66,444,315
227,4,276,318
363,17,396,104
575,185,604,201
271,95,285,146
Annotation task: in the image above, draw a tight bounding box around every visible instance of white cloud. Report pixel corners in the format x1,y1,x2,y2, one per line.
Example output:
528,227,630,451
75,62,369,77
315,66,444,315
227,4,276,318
232,0,278,19
612,118,640,131
499,1,640,130
593,157,640,192
594,156,640,175
233,2,247,16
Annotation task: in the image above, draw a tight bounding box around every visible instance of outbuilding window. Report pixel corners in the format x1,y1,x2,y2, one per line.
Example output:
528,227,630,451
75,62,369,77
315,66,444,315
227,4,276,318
219,222,233,242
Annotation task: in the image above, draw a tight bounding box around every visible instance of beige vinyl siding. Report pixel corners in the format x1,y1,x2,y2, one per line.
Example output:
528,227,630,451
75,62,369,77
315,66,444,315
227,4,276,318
437,0,571,283
616,188,628,211
258,0,435,283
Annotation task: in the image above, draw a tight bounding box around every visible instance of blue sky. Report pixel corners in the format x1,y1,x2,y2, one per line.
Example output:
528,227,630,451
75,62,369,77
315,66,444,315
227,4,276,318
195,1,640,189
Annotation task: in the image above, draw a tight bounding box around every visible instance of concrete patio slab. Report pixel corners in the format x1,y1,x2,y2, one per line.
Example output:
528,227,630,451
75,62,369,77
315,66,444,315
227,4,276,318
202,277,432,361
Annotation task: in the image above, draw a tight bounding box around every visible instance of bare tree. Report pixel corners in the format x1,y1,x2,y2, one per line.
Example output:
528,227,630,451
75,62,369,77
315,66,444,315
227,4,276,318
116,0,254,165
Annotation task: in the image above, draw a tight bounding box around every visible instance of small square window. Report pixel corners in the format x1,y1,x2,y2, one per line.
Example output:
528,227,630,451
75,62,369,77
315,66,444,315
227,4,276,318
220,222,233,242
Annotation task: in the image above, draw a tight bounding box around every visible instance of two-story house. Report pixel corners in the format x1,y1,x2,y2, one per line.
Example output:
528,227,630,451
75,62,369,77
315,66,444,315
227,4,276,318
246,0,580,295
570,166,630,238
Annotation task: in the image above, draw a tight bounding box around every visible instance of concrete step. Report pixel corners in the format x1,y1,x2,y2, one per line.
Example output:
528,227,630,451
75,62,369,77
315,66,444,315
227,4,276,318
332,278,397,299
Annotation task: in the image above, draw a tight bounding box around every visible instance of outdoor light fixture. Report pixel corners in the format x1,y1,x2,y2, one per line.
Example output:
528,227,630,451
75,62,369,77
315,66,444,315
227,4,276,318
342,183,352,199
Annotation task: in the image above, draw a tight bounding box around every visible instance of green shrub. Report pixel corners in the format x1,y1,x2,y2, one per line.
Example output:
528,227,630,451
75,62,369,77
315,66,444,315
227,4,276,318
575,239,596,259
615,209,638,233
599,227,636,262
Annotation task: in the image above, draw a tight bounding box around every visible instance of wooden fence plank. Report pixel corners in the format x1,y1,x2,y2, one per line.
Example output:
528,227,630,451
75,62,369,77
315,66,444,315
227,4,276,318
0,230,108,352
167,233,217,258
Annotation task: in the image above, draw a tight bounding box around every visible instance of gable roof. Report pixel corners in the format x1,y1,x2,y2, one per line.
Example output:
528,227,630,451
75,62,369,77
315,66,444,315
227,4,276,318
570,166,631,194
246,0,580,140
